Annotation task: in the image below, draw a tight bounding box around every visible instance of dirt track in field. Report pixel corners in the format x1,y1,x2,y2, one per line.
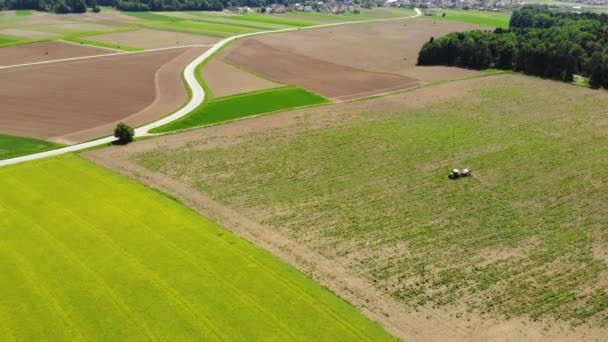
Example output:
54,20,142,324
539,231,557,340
87,28,221,50
85,74,608,342
0,41,108,66
0,46,207,143
202,59,284,98
222,18,486,87
223,39,422,100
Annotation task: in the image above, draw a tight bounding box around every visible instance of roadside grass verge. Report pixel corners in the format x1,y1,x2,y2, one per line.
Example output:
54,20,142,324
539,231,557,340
0,154,396,341
226,14,318,27
421,9,511,28
151,86,328,133
0,134,62,160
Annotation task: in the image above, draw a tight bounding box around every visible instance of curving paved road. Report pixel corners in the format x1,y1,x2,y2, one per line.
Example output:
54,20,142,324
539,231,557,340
0,8,421,167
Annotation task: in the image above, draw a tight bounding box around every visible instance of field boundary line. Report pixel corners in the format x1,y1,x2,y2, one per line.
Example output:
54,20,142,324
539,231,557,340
0,8,421,167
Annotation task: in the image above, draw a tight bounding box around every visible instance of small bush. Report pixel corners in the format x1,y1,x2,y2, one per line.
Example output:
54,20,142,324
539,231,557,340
113,122,135,144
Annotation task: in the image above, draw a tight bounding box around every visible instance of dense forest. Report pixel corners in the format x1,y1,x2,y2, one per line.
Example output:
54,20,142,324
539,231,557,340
0,0,92,13
418,8,608,88
0,0,291,12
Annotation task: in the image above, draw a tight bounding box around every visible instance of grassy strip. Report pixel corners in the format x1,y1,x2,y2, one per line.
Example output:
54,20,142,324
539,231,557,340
140,22,233,37
227,14,318,27
167,20,254,34
122,11,184,22
421,9,511,28
63,37,143,51
15,9,32,17
0,154,396,341
0,134,62,160
151,86,328,133
0,34,21,45
184,15,279,30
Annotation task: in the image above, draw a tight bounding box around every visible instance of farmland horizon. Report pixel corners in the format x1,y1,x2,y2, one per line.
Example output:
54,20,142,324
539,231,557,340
2,4,608,341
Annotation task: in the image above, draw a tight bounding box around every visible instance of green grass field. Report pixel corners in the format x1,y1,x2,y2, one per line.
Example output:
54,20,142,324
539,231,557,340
0,154,395,340
0,134,62,160
137,75,608,325
226,14,318,27
15,10,32,16
288,7,417,21
151,87,329,133
422,9,511,28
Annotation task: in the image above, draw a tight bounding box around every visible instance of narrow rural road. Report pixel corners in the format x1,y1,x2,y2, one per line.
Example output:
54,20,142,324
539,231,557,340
0,8,421,167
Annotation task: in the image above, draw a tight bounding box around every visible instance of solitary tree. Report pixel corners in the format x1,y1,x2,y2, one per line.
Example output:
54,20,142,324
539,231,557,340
113,122,134,144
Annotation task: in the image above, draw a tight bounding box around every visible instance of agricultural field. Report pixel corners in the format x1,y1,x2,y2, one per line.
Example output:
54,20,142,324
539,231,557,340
420,9,511,28
223,39,422,100
95,74,608,341
202,59,283,98
220,17,487,95
0,154,394,340
151,86,327,133
0,46,206,143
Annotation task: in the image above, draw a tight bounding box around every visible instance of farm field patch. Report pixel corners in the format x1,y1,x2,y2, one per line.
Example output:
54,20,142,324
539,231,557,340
100,74,608,341
0,46,205,143
151,86,327,133
202,59,283,98
421,9,511,28
86,28,220,49
223,39,422,100
221,18,487,86
0,154,395,341
0,28,57,38
0,134,62,160
0,40,107,66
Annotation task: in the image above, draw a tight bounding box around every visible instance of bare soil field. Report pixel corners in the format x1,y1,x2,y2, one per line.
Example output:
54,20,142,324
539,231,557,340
0,41,107,66
0,28,58,38
87,28,221,50
222,18,486,82
0,46,206,143
87,74,608,342
202,59,284,98
223,39,422,100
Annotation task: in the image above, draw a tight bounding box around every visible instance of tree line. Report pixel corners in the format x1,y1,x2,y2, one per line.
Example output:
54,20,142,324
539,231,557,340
0,0,95,13
417,7,608,88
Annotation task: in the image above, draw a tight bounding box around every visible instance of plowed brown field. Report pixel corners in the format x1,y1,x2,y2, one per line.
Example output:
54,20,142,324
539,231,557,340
223,39,421,100
0,46,207,143
0,41,107,66
221,18,489,94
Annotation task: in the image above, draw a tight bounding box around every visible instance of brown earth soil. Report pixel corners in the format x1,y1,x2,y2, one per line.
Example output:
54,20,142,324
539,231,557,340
0,40,107,66
223,39,422,100
0,46,207,143
221,18,486,83
87,28,221,50
85,74,607,342
0,28,58,38
202,59,284,98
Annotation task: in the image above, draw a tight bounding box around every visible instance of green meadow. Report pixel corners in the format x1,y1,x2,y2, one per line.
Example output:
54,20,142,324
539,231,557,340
0,154,395,341
151,86,329,133
422,9,511,28
0,134,62,160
